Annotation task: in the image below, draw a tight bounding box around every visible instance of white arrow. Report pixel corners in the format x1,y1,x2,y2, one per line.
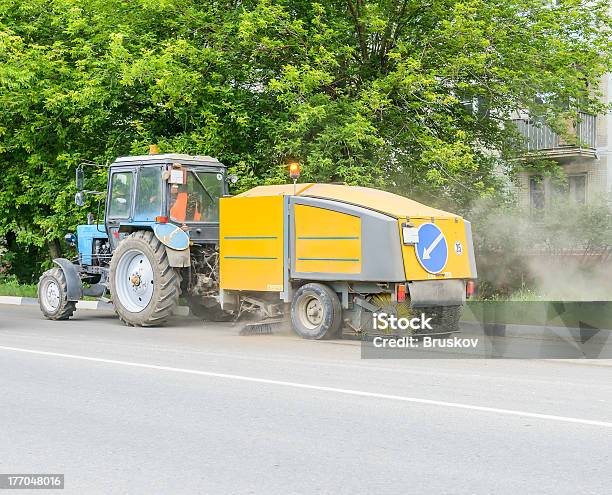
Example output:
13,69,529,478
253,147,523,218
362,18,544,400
422,232,445,259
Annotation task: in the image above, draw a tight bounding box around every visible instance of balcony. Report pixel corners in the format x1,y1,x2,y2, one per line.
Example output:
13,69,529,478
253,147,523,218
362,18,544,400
512,112,597,158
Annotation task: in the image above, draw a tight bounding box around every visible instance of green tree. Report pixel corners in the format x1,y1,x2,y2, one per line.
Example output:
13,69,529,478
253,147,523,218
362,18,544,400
0,0,610,279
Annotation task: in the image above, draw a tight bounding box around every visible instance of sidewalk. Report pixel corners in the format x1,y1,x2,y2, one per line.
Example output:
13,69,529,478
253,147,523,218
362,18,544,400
0,296,190,315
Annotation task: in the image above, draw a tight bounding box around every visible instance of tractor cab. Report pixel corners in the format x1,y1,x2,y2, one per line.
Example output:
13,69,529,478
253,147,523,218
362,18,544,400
105,154,228,247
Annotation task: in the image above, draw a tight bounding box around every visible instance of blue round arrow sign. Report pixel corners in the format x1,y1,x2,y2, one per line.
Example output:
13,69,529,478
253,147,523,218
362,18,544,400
415,223,448,274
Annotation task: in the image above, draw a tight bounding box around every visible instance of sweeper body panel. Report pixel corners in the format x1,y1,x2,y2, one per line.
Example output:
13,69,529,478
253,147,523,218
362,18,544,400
219,184,477,338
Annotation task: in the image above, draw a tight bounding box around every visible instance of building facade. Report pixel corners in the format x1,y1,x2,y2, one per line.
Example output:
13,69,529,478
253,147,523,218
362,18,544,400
514,74,612,208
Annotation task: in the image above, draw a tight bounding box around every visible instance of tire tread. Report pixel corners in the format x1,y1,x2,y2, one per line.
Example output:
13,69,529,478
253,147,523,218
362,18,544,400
38,267,77,320
109,231,181,327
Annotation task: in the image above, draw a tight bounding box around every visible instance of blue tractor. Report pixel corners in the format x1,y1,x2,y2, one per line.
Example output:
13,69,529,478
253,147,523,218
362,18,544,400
37,153,235,326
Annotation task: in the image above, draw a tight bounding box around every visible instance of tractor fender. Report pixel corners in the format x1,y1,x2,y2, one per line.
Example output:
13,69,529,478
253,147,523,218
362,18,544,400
52,258,83,301
152,223,191,268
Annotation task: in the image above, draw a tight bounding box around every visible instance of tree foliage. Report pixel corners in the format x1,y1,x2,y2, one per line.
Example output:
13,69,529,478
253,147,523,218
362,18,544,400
0,0,610,279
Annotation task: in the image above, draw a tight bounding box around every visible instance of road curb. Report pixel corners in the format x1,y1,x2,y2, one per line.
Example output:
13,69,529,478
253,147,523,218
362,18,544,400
0,296,191,316
0,296,39,306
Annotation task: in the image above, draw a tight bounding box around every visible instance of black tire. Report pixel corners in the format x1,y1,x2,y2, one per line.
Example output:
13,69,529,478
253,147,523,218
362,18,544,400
109,230,181,327
38,267,76,320
290,283,342,340
186,295,234,322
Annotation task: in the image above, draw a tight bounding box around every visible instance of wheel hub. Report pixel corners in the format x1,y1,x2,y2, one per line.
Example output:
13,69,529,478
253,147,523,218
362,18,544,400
306,299,322,324
114,250,155,313
44,281,61,311
298,296,324,329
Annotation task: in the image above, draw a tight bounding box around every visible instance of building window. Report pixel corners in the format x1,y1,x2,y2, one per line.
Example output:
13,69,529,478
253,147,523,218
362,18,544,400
568,174,587,204
529,176,545,210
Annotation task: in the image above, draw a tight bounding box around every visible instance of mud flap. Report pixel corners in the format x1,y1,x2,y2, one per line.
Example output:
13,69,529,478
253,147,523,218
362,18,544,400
408,279,466,308
52,258,83,301
165,246,190,268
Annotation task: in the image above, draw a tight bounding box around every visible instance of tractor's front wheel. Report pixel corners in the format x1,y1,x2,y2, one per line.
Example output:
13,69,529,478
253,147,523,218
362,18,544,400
38,267,76,320
109,230,181,327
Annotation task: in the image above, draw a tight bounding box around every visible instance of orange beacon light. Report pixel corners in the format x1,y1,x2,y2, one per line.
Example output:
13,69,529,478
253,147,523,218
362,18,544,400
289,162,300,180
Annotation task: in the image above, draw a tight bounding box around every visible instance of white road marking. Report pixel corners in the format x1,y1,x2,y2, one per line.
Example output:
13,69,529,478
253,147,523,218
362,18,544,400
1,345,611,428
422,232,445,259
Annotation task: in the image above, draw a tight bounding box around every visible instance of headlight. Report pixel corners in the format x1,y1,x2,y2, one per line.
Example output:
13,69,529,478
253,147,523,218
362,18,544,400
64,233,77,247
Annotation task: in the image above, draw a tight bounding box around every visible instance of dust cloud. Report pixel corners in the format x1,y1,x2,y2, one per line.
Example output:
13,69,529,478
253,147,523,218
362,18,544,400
468,194,612,301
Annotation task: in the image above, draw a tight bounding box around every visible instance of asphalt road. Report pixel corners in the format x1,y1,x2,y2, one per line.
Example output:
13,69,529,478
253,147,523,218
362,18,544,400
1,305,611,494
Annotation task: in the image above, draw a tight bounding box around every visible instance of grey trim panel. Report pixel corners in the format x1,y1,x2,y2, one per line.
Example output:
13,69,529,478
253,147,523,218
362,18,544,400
408,279,466,307
52,258,83,301
189,224,220,243
281,196,291,302
464,220,477,278
289,197,405,282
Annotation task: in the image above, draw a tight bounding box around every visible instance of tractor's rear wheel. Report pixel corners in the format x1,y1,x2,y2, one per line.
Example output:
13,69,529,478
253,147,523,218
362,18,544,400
38,267,76,320
109,230,181,327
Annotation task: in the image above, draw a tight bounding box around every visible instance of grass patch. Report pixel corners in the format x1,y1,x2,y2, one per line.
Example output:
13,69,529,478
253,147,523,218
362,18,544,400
477,287,544,301
0,278,38,298
0,276,100,301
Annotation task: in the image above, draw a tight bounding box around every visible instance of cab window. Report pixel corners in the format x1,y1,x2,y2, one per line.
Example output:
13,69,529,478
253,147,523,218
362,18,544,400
134,166,162,221
108,171,133,218
169,171,223,223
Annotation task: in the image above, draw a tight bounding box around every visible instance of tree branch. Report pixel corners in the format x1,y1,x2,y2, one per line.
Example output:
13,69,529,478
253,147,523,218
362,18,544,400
347,0,369,62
